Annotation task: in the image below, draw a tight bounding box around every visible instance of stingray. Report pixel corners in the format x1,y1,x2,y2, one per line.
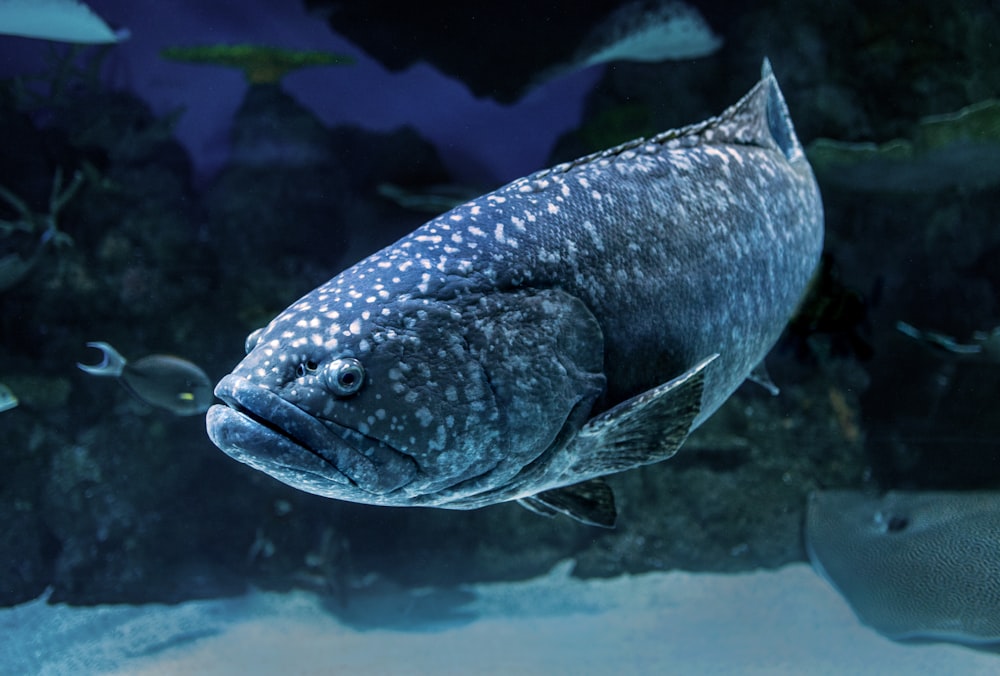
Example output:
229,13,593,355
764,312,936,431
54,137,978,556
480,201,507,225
806,489,1000,645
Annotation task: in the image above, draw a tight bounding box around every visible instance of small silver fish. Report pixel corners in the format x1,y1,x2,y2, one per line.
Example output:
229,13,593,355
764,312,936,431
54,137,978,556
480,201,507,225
77,341,213,416
0,382,18,412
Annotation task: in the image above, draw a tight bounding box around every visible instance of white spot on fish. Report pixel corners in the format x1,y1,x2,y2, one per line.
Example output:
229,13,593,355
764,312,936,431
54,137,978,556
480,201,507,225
415,407,433,427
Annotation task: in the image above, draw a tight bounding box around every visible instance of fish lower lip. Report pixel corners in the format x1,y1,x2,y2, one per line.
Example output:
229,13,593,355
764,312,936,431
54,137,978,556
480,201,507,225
208,376,415,493
207,403,353,488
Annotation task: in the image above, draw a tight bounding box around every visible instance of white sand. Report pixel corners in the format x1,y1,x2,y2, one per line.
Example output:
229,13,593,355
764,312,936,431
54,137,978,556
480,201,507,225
2,563,996,675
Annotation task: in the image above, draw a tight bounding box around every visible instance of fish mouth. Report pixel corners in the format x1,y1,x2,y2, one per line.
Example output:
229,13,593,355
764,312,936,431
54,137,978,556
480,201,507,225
207,375,416,496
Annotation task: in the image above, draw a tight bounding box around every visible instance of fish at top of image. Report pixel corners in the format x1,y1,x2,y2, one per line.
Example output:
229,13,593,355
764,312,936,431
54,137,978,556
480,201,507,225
207,60,824,527
531,0,723,90
77,342,213,416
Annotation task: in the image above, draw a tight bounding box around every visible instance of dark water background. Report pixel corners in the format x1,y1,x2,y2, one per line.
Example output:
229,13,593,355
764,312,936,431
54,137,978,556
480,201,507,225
1,0,998,610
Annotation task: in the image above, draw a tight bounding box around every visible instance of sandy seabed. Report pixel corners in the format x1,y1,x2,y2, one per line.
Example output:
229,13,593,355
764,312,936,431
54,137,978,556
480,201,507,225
2,562,996,675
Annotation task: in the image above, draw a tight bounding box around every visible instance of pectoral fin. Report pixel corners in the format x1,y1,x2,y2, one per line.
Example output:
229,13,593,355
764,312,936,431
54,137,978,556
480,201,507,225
518,478,617,528
566,354,717,477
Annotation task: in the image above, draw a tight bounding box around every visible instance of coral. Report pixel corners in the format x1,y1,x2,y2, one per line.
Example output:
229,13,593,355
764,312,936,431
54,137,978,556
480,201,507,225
161,44,354,85
0,168,82,292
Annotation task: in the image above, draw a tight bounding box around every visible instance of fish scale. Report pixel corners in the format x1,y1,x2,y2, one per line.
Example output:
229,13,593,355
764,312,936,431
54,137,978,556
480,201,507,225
208,60,823,527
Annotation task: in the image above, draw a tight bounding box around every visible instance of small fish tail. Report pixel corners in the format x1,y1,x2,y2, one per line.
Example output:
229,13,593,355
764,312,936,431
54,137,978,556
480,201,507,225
77,341,127,378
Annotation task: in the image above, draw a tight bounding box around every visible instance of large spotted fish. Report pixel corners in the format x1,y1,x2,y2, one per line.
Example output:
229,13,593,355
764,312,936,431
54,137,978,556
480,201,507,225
207,60,823,527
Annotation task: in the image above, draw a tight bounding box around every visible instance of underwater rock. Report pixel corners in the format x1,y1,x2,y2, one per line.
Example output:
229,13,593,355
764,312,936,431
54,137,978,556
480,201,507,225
38,419,250,605
0,374,71,409
807,99,1000,193
205,89,449,327
308,0,726,102
375,182,482,215
228,83,334,169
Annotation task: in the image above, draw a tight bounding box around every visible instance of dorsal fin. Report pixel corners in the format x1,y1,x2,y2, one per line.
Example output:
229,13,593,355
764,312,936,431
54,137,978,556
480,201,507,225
649,58,804,161
760,58,803,161
529,58,804,184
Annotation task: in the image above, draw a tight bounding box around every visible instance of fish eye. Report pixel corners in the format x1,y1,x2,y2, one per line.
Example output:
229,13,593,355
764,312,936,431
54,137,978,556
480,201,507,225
324,358,365,397
245,328,265,355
